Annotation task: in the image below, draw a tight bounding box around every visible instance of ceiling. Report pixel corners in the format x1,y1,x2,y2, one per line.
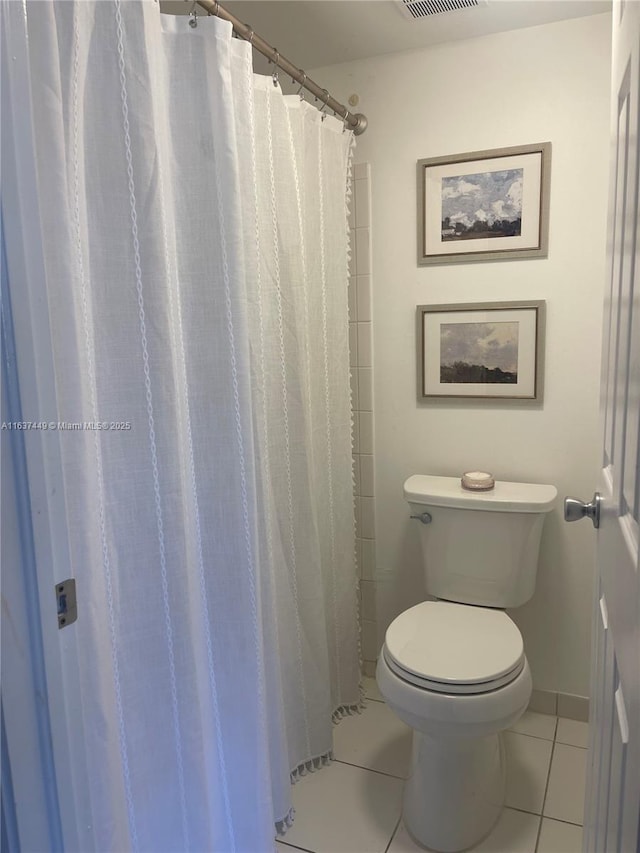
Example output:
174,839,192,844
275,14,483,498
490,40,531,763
161,0,610,71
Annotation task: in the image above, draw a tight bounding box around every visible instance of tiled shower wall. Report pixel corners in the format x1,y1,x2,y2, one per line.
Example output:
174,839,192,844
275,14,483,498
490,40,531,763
349,162,377,678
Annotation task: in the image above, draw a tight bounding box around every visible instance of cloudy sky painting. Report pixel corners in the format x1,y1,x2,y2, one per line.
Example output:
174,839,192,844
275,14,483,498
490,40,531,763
440,322,519,383
441,168,523,237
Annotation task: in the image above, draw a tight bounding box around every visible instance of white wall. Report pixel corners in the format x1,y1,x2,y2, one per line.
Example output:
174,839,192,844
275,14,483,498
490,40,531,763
313,12,612,697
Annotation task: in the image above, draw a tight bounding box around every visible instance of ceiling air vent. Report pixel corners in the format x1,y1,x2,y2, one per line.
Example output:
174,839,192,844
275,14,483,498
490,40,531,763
398,0,487,20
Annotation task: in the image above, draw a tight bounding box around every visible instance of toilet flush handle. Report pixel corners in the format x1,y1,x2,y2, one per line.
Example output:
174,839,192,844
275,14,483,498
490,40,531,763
410,511,432,524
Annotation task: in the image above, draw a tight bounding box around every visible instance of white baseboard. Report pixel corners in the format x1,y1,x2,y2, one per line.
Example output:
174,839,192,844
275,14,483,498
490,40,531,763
529,688,589,721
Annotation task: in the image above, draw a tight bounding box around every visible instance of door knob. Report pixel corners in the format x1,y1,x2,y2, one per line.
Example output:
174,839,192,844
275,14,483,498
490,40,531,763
563,493,601,529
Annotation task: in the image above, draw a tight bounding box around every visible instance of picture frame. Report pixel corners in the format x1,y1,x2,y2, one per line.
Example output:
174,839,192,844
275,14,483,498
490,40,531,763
417,143,551,265
417,301,546,401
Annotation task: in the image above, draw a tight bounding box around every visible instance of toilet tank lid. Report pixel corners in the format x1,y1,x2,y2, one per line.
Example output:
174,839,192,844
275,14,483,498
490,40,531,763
404,475,557,512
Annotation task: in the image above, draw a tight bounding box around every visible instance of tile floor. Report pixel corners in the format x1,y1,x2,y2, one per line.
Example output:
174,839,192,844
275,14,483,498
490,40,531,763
276,677,588,853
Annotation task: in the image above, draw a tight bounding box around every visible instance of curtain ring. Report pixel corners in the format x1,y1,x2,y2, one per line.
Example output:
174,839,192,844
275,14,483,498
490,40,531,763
272,50,280,87
319,89,330,120
296,72,307,101
214,0,219,15
188,0,198,28
245,27,254,45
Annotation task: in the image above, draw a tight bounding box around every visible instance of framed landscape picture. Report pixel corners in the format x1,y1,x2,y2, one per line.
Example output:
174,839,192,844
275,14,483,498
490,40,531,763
417,143,551,265
417,301,545,401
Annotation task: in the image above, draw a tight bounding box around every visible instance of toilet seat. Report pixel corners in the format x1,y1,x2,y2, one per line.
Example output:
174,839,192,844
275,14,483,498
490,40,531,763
383,649,525,694
384,600,525,695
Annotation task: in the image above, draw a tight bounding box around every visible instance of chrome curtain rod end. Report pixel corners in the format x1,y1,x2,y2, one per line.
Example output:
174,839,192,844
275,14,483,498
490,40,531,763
350,113,368,136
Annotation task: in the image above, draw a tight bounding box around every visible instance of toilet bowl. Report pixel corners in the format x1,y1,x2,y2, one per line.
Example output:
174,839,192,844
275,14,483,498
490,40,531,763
377,600,532,852
376,475,556,852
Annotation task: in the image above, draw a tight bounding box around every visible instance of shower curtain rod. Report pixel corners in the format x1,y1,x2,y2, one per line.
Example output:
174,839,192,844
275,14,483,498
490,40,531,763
194,0,368,135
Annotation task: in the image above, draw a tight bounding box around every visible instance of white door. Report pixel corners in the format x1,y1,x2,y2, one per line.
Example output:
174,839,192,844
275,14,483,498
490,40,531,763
1,4,93,848
579,2,640,850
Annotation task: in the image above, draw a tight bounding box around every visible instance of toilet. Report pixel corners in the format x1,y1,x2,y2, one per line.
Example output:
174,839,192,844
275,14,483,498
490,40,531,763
376,474,557,852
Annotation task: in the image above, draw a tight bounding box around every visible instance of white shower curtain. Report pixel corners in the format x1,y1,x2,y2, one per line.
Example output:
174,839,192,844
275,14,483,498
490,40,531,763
4,1,360,850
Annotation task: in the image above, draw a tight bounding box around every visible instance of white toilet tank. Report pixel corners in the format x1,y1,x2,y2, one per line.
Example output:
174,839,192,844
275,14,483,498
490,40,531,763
404,475,557,609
